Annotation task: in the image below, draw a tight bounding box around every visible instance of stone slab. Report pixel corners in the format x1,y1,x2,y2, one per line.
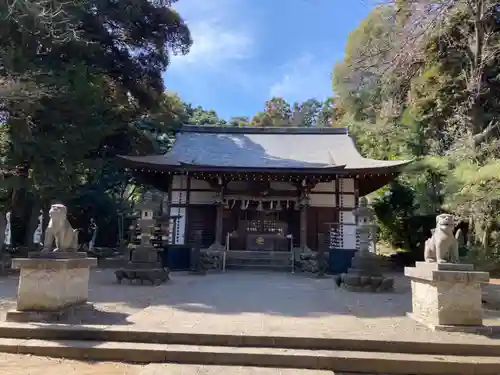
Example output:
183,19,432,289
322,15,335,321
12,257,97,270
414,262,474,271
28,252,88,259
405,265,489,284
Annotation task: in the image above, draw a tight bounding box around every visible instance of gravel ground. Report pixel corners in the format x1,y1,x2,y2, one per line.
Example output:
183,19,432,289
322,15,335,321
0,269,499,374
0,269,499,342
0,353,143,375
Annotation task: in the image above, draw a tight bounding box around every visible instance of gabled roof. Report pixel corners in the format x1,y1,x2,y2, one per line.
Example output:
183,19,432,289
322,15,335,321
118,125,411,173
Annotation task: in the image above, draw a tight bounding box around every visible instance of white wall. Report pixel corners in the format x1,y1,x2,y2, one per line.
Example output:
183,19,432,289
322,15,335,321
169,206,186,245
339,178,357,250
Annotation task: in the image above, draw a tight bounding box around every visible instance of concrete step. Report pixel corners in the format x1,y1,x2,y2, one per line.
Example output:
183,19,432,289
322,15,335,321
0,324,500,357
0,338,499,374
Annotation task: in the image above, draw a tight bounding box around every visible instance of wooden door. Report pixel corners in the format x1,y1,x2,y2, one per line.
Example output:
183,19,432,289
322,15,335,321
186,205,216,249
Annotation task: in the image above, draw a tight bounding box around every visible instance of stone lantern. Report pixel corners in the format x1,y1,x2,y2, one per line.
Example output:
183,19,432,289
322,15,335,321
334,196,394,293
353,197,377,255
115,191,170,285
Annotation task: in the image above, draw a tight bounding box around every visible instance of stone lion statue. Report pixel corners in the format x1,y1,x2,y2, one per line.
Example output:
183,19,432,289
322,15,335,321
42,204,79,252
424,213,459,263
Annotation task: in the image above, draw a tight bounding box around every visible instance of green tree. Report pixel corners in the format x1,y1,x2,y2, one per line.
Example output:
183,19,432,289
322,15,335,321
0,0,192,245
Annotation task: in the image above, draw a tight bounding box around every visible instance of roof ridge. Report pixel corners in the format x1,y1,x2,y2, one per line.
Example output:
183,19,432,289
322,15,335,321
178,125,349,135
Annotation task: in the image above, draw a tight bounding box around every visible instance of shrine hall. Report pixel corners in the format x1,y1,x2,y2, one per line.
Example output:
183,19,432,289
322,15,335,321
118,125,410,272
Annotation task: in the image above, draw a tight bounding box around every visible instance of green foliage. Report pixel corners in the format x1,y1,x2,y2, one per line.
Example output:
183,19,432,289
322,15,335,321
250,97,334,127
371,181,415,248
0,0,192,245
333,1,500,257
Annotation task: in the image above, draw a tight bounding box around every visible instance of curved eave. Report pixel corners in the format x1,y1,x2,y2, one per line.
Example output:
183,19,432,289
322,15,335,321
117,155,349,174
176,162,348,173
355,160,413,195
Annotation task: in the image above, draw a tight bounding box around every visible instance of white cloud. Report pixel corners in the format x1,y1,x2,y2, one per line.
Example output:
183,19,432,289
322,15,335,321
269,53,337,103
169,0,254,70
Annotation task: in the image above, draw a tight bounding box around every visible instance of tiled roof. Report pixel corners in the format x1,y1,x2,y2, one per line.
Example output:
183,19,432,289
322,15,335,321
119,126,411,171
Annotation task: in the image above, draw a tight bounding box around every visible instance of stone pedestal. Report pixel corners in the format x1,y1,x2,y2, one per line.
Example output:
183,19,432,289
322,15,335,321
115,246,169,285
6,255,97,322
335,252,394,292
405,262,490,332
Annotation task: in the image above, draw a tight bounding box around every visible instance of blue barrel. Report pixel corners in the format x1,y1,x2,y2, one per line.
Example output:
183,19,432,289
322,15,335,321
328,248,356,274
161,246,191,271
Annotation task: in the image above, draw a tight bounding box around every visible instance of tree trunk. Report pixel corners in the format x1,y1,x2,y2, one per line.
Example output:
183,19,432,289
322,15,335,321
23,200,41,246
0,213,6,250
481,220,492,256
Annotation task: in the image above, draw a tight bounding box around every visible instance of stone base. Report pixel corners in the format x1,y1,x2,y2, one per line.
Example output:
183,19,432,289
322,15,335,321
6,302,85,323
115,267,170,285
334,273,394,293
406,312,499,334
10,257,97,318
333,251,394,293
207,242,225,252
200,250,224,270
28,251,87,259
405,262,489,328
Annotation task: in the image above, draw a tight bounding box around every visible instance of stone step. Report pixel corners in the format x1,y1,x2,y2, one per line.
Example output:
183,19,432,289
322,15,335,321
0,324,499,357
227,251,292,260
0,338,498,374
139,364,341,374
225,264,293,272
225,251,292,271
226,258,291,266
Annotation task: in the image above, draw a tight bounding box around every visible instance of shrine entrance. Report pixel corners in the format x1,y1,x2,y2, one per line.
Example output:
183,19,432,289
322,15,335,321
223,201,300,252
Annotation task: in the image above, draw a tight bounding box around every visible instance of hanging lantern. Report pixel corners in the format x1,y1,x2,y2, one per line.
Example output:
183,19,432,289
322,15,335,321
240,200,247,210
276,201,282,211
224,199,229,209
257,201,263,211
286,200,290,209
270,201,274,210
294,200,300,211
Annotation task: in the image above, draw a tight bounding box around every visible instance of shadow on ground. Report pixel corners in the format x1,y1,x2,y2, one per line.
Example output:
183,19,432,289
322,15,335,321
96,270,414,319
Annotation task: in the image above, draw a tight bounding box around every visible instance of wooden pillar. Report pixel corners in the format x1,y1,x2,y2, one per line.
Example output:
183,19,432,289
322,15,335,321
209,179,225,251
299,186,310,251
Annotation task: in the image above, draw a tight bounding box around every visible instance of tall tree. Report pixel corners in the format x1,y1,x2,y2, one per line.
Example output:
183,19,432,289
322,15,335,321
0,0,192,245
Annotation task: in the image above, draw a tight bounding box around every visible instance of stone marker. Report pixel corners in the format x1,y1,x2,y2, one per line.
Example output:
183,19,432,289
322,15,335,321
405,214,490,332
6,204,97,322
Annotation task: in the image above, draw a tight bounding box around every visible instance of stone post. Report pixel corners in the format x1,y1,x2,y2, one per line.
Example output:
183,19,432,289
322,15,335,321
316,233,326,278
405,262,489,332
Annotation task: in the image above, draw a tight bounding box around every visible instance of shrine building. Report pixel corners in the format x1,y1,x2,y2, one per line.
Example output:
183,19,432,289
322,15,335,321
119,125,410,272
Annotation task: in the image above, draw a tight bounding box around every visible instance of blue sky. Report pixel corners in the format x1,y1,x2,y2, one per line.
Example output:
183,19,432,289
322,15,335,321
163,0,375,120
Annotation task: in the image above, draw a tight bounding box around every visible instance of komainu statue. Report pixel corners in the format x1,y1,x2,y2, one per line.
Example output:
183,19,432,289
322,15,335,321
424,213,459,263
42,204,79,252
